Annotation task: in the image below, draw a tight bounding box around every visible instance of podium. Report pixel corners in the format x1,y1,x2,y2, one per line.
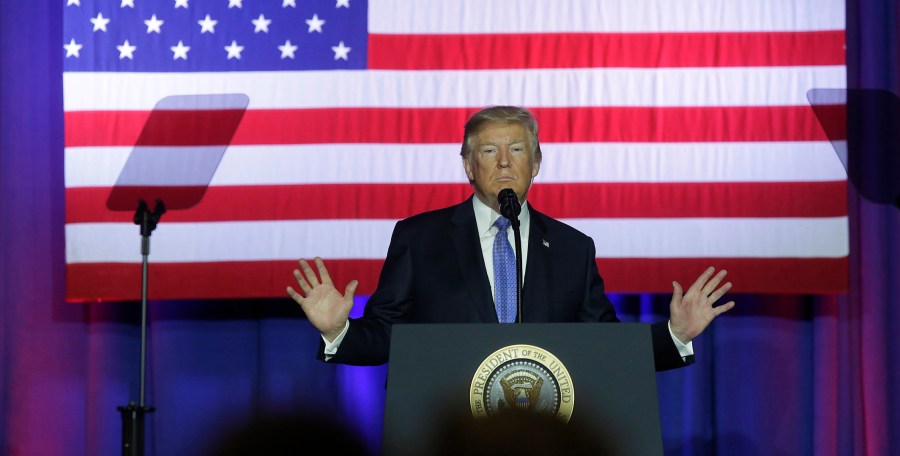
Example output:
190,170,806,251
382,322,664,456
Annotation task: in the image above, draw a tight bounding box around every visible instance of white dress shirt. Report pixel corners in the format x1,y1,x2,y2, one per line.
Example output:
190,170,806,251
472,194,530,300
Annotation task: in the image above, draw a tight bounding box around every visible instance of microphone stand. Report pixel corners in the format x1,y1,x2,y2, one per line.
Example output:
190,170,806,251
510,219,523,323
118,198,165,456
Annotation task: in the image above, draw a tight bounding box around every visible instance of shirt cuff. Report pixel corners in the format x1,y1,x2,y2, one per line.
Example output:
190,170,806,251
322,320,350,360
668,320,694,359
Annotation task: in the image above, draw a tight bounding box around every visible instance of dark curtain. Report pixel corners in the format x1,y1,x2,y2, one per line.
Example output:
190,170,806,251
1,1,897,455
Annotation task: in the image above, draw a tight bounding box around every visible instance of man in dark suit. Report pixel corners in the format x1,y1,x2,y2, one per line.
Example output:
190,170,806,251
287,106,734,371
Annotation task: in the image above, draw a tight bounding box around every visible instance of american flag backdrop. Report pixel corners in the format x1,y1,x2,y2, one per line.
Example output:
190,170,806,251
63,0,849,301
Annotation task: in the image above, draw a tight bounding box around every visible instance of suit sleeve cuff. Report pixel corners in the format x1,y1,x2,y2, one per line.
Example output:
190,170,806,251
668,320,694,359
322,320,350,360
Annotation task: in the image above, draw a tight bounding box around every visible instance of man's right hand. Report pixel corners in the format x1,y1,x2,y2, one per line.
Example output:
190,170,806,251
287,257,358,342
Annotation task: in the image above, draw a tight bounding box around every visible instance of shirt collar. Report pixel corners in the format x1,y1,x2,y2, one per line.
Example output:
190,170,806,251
472,194,530,236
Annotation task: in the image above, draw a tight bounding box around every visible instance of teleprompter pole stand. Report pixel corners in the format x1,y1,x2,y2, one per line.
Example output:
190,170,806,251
118,198,166,456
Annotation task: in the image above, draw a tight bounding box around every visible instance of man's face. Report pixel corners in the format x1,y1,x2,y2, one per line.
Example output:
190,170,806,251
463,122,540,212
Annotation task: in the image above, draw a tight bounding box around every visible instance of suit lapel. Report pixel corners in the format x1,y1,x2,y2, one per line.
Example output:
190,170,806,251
523,206,551,322
449,198,497,322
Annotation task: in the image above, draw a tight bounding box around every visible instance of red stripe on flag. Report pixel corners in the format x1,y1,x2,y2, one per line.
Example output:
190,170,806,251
596,257,849,294
135,109,247,146
64,106,832,147
529,181,848,218
369,31,846,70
64,256,849,302
65,181,847,223
105,185,212,212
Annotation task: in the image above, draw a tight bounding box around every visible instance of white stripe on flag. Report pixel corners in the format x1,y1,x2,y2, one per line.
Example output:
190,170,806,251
64,142,847,188
370,0,844,33
63,66,846,111
65,217,849,263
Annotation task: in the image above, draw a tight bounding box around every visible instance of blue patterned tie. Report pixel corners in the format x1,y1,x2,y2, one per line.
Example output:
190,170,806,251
493,216,517,323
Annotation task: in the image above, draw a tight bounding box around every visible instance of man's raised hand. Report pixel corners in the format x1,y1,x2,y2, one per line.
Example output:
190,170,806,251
668,266,735,344
286,257,358,342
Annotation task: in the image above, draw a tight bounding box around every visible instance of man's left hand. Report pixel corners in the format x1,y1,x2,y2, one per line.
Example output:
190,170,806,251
669,266,735,344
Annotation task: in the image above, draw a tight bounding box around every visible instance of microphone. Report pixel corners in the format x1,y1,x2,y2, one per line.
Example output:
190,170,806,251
498,188,521,228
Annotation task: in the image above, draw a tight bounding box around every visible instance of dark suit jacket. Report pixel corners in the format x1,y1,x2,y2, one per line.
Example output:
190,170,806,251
321,197,690,371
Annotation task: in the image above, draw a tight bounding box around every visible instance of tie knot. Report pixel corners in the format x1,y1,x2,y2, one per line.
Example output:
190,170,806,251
493,216,512,232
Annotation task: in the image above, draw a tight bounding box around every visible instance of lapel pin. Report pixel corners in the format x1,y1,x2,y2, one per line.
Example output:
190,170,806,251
542,240,550,248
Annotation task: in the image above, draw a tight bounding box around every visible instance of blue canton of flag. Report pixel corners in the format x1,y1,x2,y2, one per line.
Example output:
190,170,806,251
63,0,368,72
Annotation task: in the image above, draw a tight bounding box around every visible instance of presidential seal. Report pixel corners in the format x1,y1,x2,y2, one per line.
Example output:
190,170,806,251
469,344,574,422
